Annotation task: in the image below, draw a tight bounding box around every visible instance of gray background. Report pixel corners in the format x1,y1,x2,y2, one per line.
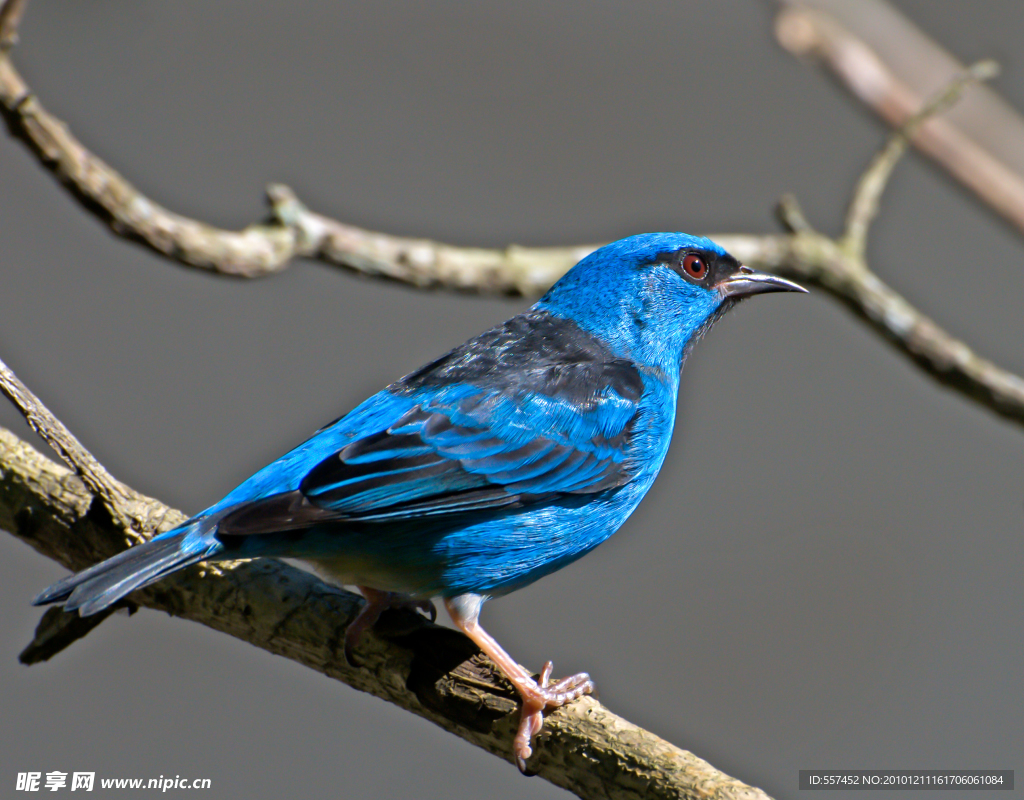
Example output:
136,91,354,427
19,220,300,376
1,2,1021,798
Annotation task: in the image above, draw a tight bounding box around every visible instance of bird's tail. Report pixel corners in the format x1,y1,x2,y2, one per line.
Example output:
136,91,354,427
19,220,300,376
32,521,217,617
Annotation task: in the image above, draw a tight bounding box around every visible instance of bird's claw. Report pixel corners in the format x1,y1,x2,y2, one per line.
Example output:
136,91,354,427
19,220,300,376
513,661,595,775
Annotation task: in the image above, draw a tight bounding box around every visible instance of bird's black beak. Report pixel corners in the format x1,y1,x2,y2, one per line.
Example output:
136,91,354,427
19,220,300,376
716,265,807,299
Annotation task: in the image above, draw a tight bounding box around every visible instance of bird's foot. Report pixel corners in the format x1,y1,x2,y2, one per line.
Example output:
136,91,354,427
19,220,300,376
443,594,595,774
344,587,436,666
513,661,595,774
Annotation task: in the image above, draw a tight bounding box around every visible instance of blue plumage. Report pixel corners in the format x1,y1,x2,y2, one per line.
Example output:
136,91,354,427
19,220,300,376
33,232,804,770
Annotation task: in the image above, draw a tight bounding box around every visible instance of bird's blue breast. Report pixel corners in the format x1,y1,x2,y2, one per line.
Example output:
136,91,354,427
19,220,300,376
430,370,679,597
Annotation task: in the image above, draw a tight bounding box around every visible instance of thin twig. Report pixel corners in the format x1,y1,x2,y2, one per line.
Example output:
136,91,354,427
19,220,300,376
842,60,999,258
0,355,143,528
775,193,813,234
0,355,176,535
0,0,27,51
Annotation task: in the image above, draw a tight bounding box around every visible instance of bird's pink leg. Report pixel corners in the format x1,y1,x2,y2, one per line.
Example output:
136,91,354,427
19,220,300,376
344,586,436,666
445,595,595,774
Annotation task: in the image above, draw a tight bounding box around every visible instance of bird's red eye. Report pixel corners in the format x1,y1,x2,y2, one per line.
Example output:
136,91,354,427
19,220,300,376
682,254,707,280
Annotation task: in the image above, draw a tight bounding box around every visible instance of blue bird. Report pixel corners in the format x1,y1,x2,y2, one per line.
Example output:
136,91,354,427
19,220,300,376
34,232,804,770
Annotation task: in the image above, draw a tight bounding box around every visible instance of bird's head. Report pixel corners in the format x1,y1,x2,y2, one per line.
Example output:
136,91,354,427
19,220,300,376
536,232,805,372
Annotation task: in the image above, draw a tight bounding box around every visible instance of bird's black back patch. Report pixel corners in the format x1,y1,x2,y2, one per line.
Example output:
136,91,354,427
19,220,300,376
394,309,643,409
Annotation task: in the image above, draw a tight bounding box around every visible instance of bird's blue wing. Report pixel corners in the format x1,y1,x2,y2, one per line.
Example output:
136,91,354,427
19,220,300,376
306,380,637,508
217,382,639,535
216,309,644,536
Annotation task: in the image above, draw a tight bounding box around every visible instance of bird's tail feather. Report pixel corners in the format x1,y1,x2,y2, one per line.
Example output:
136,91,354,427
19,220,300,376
33,525,214,617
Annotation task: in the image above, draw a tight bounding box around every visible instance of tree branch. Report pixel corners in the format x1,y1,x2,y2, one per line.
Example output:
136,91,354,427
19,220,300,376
775,0,1024,238
0,356,167,533
267,183,597,295
3,2,1023,431
0,368,772,799
0,14,592,291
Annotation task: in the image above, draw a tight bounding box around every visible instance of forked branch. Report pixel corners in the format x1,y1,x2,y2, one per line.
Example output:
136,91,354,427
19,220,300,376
1,1,1021,427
